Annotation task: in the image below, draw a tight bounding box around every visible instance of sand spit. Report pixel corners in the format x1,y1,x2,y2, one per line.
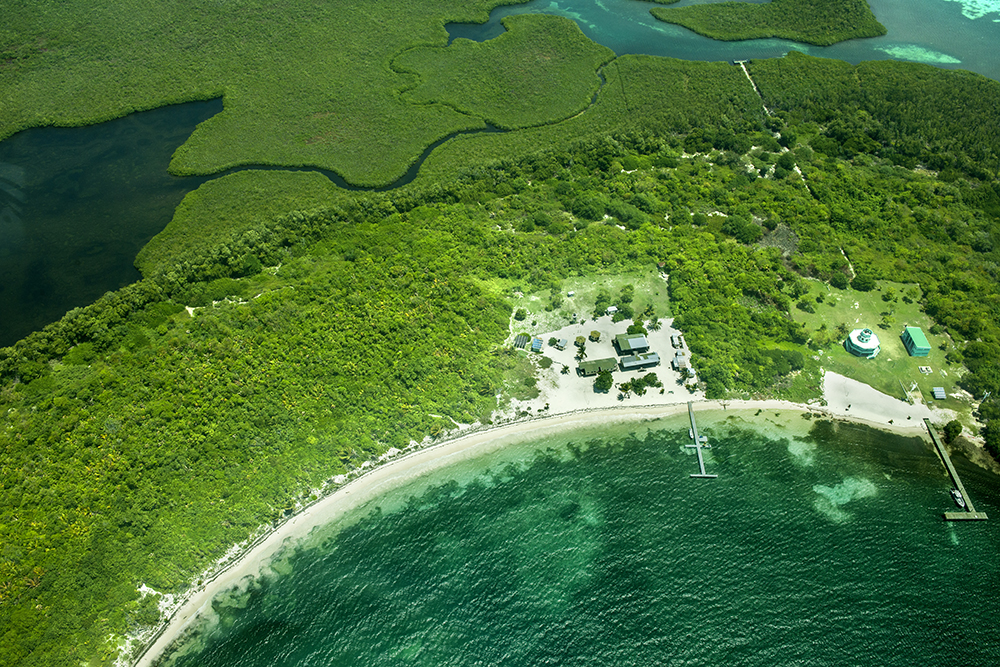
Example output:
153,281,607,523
134,367,941,666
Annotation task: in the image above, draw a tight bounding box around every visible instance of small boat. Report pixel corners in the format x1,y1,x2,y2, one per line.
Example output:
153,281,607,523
951,489,966,509
689,428,694,439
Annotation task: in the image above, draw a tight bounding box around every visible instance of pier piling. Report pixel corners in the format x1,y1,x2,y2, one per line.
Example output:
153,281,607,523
687,402,718,479
924,419,987,521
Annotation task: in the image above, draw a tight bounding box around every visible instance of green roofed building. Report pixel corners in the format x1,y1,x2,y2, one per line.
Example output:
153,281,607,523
614,333,649,354
578,358,618,376
901,326,931,357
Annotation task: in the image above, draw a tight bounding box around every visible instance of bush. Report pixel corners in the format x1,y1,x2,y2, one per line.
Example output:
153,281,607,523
943,420,963,443
572,194,608,221
851,275,876,291
722,215,762,244
532,212,552,229
594,370,614,392
514,308,527,321
984,421,1000,458
830,272,849,289
777,152,796,170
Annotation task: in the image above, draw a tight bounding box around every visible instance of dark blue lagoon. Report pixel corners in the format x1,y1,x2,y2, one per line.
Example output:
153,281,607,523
156,412,1000,667
0,100,221,346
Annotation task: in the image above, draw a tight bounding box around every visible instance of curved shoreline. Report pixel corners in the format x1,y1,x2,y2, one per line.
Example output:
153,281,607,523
132,394,931,666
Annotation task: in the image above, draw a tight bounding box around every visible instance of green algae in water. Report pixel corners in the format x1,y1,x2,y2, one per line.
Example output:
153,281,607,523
160,416,1000,667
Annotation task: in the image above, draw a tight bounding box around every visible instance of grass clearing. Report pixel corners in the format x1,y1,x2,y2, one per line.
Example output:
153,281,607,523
507,269,672,337
498,348,542,402
791,279,968,410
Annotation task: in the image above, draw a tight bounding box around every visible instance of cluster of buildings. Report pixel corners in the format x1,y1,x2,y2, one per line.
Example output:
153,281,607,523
576,331,697,386
578,332,660,376
844,325,931,360
844,324,946,398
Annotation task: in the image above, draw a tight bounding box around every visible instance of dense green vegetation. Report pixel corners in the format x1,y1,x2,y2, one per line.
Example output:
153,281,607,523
750,52,1000,177
650,0,886,46
5,5,1000,666
7,68,1000,656
397,15,614,130
412,54,763,186
135,171,345,277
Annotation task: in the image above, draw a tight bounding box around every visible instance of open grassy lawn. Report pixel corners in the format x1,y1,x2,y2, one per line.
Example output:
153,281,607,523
507,268,672,337
791,279,968,410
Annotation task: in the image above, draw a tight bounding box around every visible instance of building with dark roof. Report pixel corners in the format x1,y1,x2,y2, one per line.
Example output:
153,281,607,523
672,351,689,371
578,358,618,376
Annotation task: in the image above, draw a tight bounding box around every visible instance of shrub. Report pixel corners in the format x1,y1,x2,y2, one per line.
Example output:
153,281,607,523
572,194,608,221
943,420,963,443
830,272,849,289
851,275,876,291
594,370,614,392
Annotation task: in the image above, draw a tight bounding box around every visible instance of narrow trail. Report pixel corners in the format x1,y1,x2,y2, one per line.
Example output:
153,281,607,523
735,60,771,117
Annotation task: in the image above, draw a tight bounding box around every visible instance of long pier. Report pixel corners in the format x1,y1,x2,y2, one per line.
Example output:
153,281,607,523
924,419,988,521
687,402,717,478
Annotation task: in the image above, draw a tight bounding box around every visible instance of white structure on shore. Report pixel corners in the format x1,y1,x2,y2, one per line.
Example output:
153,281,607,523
845,327,881,358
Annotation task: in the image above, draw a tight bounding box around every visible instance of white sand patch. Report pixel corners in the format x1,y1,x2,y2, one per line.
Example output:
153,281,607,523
943,0,1000,20
507,315,702,416
822,371,933,426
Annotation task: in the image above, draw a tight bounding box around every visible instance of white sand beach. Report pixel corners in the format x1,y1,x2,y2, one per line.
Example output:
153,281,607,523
133,321,950,666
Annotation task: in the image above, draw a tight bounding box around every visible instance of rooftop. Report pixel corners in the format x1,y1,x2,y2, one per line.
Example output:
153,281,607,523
615,333,649,354
621,351,660,370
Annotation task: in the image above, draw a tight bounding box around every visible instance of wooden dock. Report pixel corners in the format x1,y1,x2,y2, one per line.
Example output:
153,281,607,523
924,419,988,521
687,402,717,478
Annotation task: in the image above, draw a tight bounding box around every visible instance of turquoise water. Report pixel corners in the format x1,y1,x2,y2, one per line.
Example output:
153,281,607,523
448,0,1000,80
157,414,1000,666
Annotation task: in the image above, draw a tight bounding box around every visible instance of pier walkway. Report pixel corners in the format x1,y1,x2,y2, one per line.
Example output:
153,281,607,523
924,419,988,521
687,402,717,478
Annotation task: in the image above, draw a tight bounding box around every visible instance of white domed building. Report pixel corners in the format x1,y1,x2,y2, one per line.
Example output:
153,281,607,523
845,327,880,359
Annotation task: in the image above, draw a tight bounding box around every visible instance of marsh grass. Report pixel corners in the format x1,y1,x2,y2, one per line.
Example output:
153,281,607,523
0,0,518,186
397,15,614,130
